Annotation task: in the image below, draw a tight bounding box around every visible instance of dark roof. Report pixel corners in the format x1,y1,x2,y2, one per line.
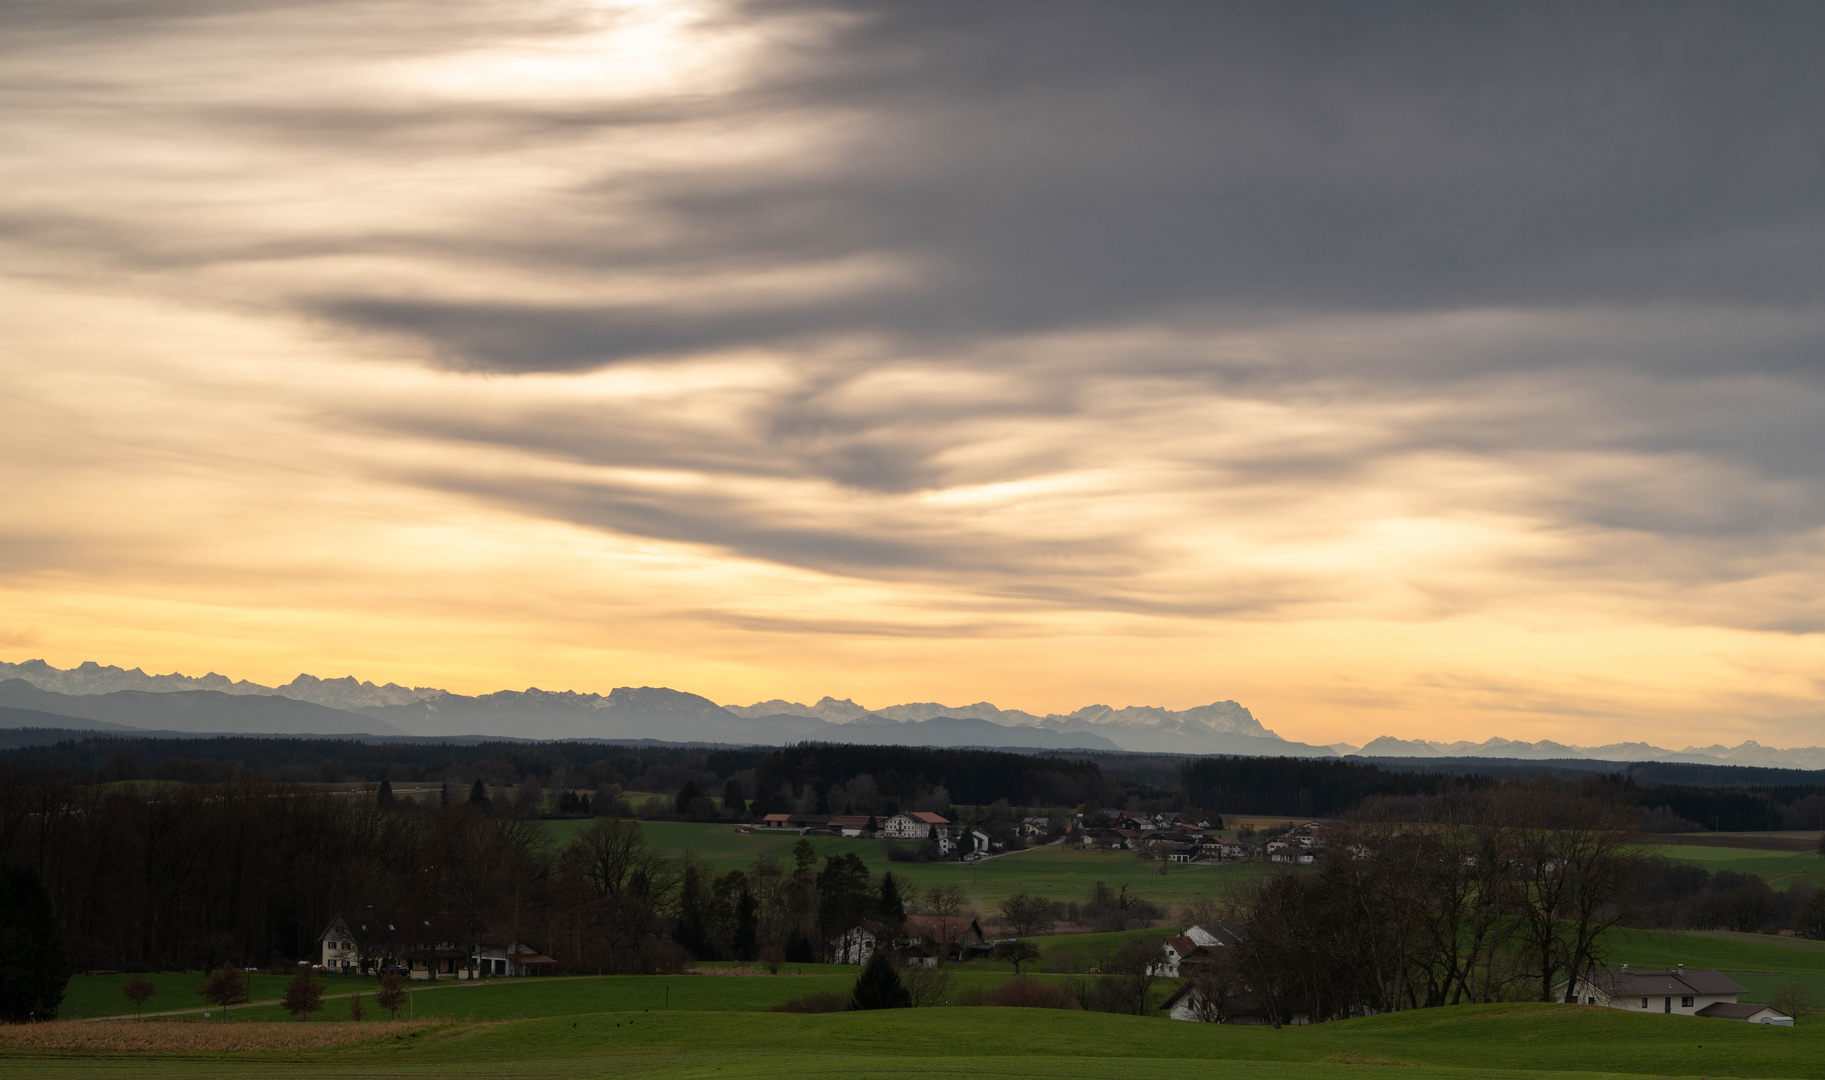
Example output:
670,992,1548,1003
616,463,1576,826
1586,968,1746,998
1696,1001,1783,1020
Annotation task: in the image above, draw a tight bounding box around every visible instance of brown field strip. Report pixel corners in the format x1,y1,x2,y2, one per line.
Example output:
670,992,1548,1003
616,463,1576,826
0,1020,435,1053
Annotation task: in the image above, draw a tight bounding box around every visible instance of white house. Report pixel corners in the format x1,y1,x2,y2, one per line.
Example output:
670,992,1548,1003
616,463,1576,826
831,925,880,966
1149,935,1204,977
882,811,950,840
1559,966,1761,1019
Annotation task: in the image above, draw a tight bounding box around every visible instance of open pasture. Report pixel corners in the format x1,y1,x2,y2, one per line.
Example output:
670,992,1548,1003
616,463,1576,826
1605,928,1825,977
1642,844,1825,891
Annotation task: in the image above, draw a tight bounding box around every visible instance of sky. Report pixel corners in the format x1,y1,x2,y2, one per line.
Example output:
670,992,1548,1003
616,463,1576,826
3,0,1824,748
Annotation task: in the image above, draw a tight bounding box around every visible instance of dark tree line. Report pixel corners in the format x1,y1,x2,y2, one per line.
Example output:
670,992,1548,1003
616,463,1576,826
0,762,938,981
744,746,1109,814
1180,756,1486,818
0,737,1113,817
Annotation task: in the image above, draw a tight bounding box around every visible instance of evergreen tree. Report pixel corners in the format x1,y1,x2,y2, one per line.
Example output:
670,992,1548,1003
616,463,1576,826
792,839,817,879
733,886,759,961
849,948,911,1010
675,780,704,816
675,864,709,959
0,865,67,1022
816,853,873,939
467,779,488,808
439,781,450,806
723,778,746,818
376,779,395,808
878,872,906,923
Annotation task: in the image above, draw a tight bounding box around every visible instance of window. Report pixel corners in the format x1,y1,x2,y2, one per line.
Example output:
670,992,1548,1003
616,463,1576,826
1587,996,1596,1005
1682,997,1693,1008
1641,998,1648,1008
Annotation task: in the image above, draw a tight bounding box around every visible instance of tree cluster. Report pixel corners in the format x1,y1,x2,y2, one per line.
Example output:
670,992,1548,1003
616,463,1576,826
1211,782,1641,1026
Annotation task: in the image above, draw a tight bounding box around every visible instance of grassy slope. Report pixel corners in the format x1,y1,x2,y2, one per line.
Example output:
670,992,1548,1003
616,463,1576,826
1642,844,1825,891
1605,929,1825,977
11,1003,1825,1080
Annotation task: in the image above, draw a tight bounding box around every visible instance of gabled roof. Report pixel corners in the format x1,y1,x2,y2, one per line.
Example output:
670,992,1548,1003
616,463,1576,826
1695,1001,1785,1020
903,914,983,946
1585,968,1745,998
908,811,950,825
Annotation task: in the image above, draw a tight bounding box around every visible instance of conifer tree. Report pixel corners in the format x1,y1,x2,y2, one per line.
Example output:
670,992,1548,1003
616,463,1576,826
376,779,394,808
849,948,911,1010
733,886,759,961
878,872,906,923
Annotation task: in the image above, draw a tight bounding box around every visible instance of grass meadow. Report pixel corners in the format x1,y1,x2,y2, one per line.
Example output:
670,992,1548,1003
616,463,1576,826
9,1002,1825,1080
1641,844,1825,892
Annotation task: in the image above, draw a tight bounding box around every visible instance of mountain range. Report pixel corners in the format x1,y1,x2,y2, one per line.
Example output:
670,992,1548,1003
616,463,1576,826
2,658,1823,768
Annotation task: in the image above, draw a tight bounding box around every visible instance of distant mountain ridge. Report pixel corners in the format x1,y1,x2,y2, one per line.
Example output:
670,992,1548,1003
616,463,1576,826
4,658,1825,768
1340,735,1825,771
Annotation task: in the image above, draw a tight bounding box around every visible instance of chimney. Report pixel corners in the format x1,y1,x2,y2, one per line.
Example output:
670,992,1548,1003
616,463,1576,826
1677,964,1685,977
1621,963,1629,972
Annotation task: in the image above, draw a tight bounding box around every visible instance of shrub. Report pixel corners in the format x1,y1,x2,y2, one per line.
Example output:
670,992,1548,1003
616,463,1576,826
985,976,1078,1009
772,991,847,1013
375,973,405,1020
1769,981,1814,1021
639,938,692,974
902,965,952,1007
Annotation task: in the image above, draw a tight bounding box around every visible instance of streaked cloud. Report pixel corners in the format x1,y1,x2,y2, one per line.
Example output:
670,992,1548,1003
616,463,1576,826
2,0,1823,746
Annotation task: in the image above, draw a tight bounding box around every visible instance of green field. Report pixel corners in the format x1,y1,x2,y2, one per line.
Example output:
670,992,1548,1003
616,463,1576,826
543,820,1268,913
1605,928,1825,977
1643,844,1825,891
58,971,376,1021
9,1002,1825,1080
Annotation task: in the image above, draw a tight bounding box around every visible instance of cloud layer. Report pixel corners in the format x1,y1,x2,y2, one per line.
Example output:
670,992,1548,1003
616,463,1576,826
2,0,1823,744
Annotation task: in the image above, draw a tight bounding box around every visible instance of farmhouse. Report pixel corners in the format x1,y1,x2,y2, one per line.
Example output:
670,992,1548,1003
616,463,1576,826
903,913,990,963
1557,966,1788,1022
827,815,875,836
882,811,950,839
318,913,556,979
831,924,881,965
1149,924,1240,977
759,813,833,831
